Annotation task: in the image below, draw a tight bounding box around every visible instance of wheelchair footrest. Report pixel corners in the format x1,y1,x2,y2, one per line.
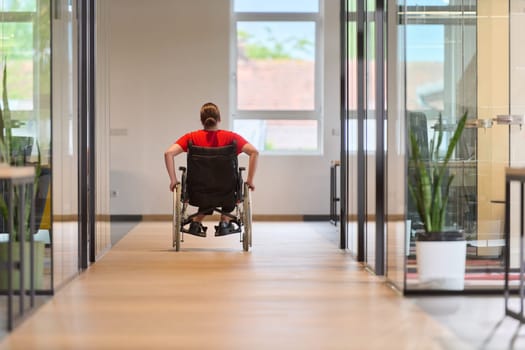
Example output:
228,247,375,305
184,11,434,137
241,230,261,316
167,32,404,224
182,222,208,237
214,221,241,237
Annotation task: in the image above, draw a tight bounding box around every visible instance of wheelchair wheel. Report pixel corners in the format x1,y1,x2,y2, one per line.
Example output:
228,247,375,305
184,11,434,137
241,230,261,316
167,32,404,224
173,185,182,251
242,182,252,251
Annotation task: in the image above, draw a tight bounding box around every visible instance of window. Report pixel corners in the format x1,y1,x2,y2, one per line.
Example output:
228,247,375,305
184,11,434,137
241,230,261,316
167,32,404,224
231,0,322,154
234,0,319,13
0,0,51,165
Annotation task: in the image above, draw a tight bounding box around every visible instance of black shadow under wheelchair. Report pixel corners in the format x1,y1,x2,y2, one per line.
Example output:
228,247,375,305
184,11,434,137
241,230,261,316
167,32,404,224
172,141,252,251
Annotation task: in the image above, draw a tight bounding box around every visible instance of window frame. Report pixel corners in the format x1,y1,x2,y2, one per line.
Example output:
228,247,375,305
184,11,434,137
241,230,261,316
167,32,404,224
230,1,324,155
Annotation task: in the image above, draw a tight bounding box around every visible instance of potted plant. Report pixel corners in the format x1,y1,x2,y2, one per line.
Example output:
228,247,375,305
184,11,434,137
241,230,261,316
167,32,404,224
0,60,45,290
408,111,468,290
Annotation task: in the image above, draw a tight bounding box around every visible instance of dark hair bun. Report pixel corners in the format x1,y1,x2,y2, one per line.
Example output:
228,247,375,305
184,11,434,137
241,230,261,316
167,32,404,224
200,102,221,129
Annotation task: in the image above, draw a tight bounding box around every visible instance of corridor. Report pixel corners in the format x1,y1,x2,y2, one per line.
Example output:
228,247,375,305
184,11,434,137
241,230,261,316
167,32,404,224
0,222,468,349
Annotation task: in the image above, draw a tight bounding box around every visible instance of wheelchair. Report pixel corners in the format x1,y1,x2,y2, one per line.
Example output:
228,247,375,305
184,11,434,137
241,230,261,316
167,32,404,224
172,141,252,251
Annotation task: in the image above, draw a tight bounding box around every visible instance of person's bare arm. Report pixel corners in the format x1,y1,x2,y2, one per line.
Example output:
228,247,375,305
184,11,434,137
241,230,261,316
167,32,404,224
164,143,184,191
241,143,259,190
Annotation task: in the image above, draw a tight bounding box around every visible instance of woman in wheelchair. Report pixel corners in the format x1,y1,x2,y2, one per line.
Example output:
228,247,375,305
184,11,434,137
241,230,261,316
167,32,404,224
164,102,259,237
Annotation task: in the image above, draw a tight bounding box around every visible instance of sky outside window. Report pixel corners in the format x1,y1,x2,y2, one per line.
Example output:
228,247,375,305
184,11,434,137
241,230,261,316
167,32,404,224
406,25,444,62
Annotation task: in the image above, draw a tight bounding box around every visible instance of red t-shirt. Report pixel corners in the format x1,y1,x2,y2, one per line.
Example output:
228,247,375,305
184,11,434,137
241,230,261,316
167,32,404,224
175,129,248,155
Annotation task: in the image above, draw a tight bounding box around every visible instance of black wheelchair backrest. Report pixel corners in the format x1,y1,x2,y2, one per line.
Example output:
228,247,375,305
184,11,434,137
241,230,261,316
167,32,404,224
186,141,239,209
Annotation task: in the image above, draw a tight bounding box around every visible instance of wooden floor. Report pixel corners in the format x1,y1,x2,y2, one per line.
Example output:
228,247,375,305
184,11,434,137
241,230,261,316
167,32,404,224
0,222,469,350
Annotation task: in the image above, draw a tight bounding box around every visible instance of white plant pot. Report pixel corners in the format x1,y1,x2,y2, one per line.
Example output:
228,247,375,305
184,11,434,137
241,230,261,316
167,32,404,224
416,240,467,290
0,241,46,290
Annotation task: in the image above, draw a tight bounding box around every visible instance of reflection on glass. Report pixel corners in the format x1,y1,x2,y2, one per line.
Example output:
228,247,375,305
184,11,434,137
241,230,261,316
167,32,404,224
1,23,34,110
51,0,78,288
0,0,51,331
0,0,51,275
236,21,315,111
364,6,377,271
2,0,36,11
347,22,357,111
398,1,525,292
346,3,358,254
234,119,317,152
234,0,319,13
406,25,443,112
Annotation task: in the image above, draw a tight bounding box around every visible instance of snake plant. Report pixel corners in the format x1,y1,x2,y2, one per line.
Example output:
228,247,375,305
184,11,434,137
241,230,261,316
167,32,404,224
408,111,467,234
0,60,42,241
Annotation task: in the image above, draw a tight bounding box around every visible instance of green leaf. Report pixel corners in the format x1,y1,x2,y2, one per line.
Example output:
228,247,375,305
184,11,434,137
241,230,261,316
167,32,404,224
408,111,468,233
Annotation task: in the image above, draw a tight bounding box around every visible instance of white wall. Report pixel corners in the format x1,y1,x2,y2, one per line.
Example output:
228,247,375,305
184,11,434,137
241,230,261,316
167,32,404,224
107,0,340,216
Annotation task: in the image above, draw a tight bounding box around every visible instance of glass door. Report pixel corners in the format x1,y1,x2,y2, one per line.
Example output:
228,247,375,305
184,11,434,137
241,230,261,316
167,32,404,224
52,0,80,287
0,0,53,330
344,0,359,256
342,0,525,292
472,0,507,290
342,0,386,271
364,0,377,271
399,0,525,292
508,0,525,276
510,3,525,169
363,0,386,274
510,1,525,169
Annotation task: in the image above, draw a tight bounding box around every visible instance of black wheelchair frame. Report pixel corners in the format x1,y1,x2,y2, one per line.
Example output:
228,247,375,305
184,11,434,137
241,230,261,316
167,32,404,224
172,142,252,251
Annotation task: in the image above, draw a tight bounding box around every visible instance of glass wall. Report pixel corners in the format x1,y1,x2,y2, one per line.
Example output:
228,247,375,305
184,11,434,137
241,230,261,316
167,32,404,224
343,0,525,292
507,0,525,288
0,0,111,331
364,0,377,272
52,0,79,288
397,0,525,292
385,0,406,289
400,0,478,291
343,0,386,272
95,0,110,259
0,0,52,231
53,0,108,283
0,0,52,331
344,0,358,257
510,3,525,167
